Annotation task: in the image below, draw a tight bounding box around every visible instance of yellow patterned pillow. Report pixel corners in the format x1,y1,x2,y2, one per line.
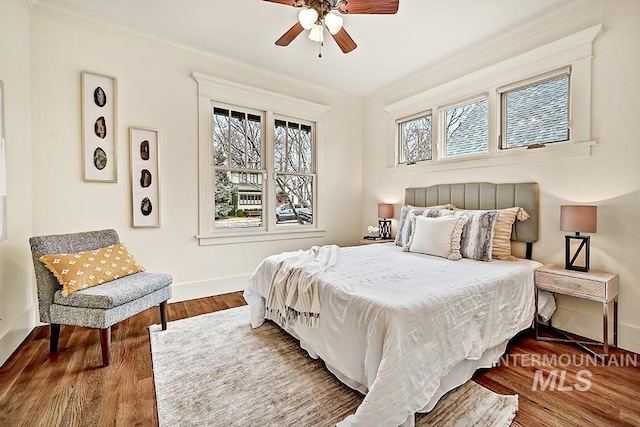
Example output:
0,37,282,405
492,207,530,261
39,243,145,296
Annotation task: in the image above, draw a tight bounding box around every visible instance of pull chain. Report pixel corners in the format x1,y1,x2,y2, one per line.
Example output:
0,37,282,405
318,41,323,58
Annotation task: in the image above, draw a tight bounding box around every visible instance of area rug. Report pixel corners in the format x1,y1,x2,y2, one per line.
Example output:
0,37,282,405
149,305,518,426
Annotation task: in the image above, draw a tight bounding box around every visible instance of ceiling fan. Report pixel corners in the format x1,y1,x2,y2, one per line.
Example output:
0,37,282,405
265,0,399,56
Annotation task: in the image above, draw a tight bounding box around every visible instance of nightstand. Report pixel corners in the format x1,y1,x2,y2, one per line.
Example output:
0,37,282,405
534,264,619,360
359,238,394,245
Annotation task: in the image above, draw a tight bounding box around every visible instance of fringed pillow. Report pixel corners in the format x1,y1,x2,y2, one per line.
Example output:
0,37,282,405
451,210,500,262
405,214,468,260
492,207,531,261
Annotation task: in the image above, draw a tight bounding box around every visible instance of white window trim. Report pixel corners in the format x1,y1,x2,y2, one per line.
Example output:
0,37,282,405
438,92,489,160
498,67,571,150
383,24,602,175
193,73,330,245
396,110,433,165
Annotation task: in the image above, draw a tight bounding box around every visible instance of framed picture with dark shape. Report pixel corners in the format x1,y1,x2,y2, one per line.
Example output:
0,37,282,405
0,79,7,241
130,127,160,227
81,71,117,182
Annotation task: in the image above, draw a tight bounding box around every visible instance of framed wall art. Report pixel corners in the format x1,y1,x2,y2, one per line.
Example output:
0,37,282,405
130,127,160,227
82,71,117,182
0,79,7,241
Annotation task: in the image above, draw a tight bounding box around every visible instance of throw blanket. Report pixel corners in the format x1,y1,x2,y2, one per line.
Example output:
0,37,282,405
264,245,339,328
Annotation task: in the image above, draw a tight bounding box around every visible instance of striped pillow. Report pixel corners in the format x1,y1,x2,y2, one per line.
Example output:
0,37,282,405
492,207,530,261
451,210,500,262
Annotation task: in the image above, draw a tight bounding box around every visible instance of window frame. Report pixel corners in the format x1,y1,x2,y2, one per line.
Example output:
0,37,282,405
498,67,571,150
396,110,433,166
383,24,601,175
438,93,489,160
211,102,266,231
272,115,317,228
194,73,329,245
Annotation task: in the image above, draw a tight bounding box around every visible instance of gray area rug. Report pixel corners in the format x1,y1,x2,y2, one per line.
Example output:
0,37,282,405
150,305,517,426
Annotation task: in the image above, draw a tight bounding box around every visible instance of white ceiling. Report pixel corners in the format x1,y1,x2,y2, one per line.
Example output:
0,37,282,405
37,0,568,96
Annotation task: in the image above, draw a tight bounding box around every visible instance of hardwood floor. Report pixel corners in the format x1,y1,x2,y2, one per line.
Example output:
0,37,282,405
1,291,638,426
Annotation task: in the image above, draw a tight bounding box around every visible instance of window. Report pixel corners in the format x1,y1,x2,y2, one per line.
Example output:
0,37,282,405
398,113,432,164
501,72,570,149
384,25,599,172
443,97,488,157
274,119,315,225
195,73,329,244
212,106,264,229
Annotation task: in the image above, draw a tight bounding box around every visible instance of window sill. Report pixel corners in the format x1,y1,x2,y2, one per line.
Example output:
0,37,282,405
196,228,327,246
388,140,595,175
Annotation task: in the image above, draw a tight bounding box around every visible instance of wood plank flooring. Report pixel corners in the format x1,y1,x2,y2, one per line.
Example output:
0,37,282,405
1,291,638,426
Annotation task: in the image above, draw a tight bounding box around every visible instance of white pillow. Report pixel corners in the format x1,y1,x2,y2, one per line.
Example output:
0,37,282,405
404,214,468,260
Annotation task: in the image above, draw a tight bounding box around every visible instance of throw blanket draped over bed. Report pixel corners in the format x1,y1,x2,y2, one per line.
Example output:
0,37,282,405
263,245,339,328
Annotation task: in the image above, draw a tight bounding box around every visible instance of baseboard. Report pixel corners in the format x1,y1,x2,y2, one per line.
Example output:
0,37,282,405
551,307,640,354
0,305,36,368
169,274,251,303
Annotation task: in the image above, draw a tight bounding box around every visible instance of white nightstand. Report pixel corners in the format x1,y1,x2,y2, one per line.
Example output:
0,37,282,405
359,238,394,245
534,264,619,359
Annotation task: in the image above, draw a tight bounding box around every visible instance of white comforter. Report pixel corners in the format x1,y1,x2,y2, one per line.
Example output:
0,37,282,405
244,243,541,426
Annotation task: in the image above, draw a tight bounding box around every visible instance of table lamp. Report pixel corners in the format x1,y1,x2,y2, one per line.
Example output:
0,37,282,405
560,205,597,272
378,203,394,240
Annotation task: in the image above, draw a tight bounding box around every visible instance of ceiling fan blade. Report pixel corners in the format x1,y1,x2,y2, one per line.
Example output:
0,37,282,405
335,0,399,14
330,27,357,53
275,22,305,46
263,0,306,6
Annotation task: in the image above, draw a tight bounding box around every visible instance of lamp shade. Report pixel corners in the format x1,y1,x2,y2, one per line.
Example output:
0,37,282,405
560,205,597,233
324,12,344,35
298,8,318,30
308,23,324,42
378,203,394,219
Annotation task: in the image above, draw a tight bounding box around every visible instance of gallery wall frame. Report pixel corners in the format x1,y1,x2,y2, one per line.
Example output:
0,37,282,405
81,71,117,182
0,78,7,241
130,127,160,228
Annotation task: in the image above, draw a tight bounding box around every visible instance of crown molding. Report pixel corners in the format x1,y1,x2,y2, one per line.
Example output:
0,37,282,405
22,0,37,12
376,0,604,101
28,0,359,106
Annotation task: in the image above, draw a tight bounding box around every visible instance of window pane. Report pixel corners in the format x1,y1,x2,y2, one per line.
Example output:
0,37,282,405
230,110,246,168
445,98,488,157
213,108,229,167
214,170,263,229
504,74,569,149
274,120,313,174
247,114,262,169
274,120,286,172
399,114,432,164
275,174,313,225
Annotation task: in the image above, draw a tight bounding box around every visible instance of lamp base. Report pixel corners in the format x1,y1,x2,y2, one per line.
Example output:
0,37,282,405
378,219,391,240
565,234,590,272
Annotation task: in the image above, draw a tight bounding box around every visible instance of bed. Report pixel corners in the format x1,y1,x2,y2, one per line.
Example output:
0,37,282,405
244,182,547,427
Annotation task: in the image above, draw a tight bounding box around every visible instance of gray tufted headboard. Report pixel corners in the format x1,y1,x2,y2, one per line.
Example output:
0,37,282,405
405,182,539,256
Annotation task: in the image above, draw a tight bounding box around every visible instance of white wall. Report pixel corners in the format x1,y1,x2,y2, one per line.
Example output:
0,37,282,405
28,10,363,301
0,0,35,366
361,0,640,353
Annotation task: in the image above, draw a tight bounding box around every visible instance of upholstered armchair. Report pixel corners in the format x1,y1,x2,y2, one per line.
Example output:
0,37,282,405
29,229,172,366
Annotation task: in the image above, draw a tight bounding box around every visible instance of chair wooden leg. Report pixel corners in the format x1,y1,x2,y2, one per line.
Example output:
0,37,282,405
160,301,168,330
99,327,111,366
50,324,61,354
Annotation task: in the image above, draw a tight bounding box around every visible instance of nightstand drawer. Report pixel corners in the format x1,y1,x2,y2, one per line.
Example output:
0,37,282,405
535,271,605,298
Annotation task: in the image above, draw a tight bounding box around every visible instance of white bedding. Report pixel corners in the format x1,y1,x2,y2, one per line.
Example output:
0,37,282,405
244,243,543,426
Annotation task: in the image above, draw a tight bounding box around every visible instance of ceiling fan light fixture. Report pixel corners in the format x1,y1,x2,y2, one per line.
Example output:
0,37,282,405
324,12,343,35
298,8,319,30
308,23,324,42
